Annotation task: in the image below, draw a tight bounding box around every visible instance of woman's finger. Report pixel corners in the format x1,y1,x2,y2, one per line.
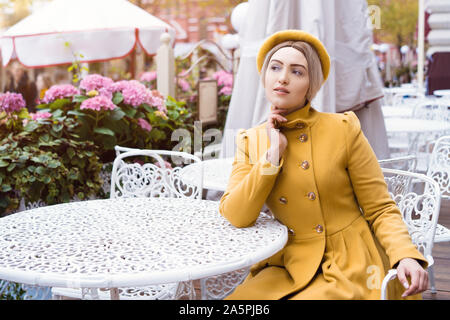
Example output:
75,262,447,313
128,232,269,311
396,267,410,296
420,270,428,293
402,270,419,297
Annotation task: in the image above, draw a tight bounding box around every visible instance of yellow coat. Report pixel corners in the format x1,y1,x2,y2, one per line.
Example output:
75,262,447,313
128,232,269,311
219,103,428,300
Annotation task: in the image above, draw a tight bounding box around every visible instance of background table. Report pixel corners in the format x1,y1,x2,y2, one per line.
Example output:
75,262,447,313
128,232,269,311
384,118,450,133
0,197,287,299
381,106,414,118
433,89,450,97
181,157,234,192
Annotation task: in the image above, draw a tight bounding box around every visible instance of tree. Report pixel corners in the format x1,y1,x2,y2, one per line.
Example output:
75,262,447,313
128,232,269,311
367,0,419,49
0,0,52,29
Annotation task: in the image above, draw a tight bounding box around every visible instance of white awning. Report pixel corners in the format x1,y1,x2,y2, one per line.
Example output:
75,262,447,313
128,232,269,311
0,0,175,67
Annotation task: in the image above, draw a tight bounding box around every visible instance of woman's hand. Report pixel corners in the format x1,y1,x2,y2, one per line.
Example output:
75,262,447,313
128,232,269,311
266,106,288,165
396,258,429,298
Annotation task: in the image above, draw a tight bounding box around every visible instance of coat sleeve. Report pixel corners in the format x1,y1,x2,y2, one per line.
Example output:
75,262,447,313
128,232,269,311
344,112,428,269
219,129,284,228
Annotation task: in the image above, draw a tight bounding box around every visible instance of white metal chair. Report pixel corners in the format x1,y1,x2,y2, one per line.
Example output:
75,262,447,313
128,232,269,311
426,136,450,244
52,147,203,300
378,155,417,172
380,168,441,299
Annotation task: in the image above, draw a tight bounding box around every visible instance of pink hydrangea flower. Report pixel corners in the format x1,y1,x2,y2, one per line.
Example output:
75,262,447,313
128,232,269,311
177,78,191,92
30,111,52,121
79,74,114,99
213,70,233,88
139,71,157,82
112,80,155,108
42,84,80,103
137,118,152,132
219,86,233,96
80,95,116,111
0,92,26,113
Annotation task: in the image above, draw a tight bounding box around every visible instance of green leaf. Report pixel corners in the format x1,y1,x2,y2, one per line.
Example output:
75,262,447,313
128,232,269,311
6,163,16,172
47,160,60,169
52,123,64,132
52,109,63,118
49,98,71,110
35,103,48,110
2,185,12,192
94,127,115,136
0,160,9,167
39,134,51,143
67,110,85,117
121,106,137,118
108,108,126,121
17,108,30,119
35,166,46,175
24,122,39,132
67,147,75,159
142,104,154,113
72,95,88,103
112,92,124,105
167,109,180,120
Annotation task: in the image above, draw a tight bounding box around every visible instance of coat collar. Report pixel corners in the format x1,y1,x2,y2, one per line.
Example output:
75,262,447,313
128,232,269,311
273,102,319,130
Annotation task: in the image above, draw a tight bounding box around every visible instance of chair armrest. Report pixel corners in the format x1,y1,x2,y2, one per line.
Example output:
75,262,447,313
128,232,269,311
380,269,398,300
380,255,434,300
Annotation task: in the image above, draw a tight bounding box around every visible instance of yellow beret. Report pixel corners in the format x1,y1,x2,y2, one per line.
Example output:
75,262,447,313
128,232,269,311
256,29,330,82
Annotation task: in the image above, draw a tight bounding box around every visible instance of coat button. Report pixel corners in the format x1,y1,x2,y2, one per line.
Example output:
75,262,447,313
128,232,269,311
295,122,306,129
279,197,288,204
288,228,296,236
300,160,310,170
299,133,308,142
307,192,316,200
315,224,324,233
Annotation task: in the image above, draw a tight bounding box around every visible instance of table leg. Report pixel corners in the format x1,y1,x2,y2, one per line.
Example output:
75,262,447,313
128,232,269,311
110,288,120,300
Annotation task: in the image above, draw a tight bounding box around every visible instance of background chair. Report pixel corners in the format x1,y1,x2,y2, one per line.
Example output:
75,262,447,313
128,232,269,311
380,168,441,299
426,136,450,244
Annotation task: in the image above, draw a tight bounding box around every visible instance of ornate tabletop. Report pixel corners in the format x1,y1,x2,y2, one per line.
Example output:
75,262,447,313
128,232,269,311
0,197,287,295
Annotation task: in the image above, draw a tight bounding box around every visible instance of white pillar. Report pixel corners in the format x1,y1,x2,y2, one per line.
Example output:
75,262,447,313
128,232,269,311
156,32,175,98
417,0,425,91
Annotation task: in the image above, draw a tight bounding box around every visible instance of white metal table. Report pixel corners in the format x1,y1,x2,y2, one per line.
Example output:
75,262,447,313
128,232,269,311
0,197,287,299
384,118,450,133
433,89,450,97
181,157,234,192
382,105,414,118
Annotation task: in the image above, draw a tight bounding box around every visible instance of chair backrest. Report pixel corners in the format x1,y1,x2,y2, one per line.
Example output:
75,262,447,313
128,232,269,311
381,168,441,257
378,155,417,172
110,148,203,199
412,98,448,121
392,92,425,107
426,135,450,200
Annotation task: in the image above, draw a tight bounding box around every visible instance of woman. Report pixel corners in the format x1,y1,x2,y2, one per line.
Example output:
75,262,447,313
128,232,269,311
219,30,429,300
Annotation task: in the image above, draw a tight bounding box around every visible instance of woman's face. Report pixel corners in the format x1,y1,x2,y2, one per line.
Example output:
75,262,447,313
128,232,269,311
264,47,310,113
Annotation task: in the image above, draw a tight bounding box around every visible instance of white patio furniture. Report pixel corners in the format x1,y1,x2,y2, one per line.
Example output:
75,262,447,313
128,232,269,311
381,105,414,118
52,148,203,300
378,155,418,172
181,157,234,192
433,89,450,97
384,118,450,172
380,168,441,299
426,136,450,244
0,197,287,300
